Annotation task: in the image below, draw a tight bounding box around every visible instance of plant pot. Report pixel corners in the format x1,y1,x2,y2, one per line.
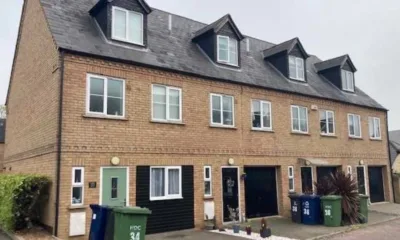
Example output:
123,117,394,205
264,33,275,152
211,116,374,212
232,224,240,233
260,228,271,238
246,227,252,235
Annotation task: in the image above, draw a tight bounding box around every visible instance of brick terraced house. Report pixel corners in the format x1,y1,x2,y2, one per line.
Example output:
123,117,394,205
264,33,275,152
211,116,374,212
4,0,393,238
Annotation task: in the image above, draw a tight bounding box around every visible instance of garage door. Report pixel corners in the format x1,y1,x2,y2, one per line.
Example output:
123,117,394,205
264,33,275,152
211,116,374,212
368,167,385,203
244,167,278,218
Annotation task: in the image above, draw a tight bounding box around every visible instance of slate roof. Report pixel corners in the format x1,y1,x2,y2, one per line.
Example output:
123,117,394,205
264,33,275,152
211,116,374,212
193,14,244,41
262,37,309,59
39,0,386,110
389,130,400,165
0,119,5,143
314,54,357,72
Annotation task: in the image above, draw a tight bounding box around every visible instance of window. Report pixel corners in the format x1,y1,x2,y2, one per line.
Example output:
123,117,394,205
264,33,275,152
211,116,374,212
86,74,125,117
289,56,305,81
301,167,313,193
288,166,295,192
357,166,367,195
320,110,335,135
291,105,308,133
71,167,84,205
111,177,118,199
217,35,238,66
204,166,212,197
112,7,143,45
348,114,361,138
210,94,234,127
251,100,272,130
150,166,182,200
347,166,353,180
152,85,182,122
369,117,381,139
341,70,354,92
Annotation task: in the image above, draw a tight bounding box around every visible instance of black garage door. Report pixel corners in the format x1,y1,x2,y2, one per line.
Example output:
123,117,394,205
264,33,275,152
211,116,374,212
136,166,194,234
244,167,278,218
368,167,385,203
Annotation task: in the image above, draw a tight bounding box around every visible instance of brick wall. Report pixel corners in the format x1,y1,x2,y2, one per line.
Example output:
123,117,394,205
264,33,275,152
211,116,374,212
3,0,60,231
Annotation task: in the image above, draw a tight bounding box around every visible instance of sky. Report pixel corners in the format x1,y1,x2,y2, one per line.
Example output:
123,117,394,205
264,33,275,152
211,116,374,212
0,0,399,130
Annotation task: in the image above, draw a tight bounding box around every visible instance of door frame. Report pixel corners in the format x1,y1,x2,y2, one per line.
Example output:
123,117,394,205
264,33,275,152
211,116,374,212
357,165,369,196
99,166,130,205
221,166,241,224
301,166,314,193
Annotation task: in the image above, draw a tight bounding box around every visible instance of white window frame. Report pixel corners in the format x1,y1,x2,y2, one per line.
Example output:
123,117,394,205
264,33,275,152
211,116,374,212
210,93,235,127
369,117,381,140
151,84,182,122
217,35,238,66
251,99,273,131
348,113,362,138
71,167,84,206
347,165,353,180
288,166,295,192
291,105,308,133
289,56,305,81
342,70,355,92
204,166,212,197
356,165,368,195
112,6,144,45
320,110,335,135
86,74,126,118
149,166,182,201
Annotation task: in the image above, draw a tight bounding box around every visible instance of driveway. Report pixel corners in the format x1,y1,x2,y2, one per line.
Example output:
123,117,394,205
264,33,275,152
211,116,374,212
146,229,244,240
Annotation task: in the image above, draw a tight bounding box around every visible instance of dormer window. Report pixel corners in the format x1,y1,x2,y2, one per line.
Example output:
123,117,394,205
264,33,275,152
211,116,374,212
289,56,305,81
217,35,238,66
112,7,143,45
341,70,354,92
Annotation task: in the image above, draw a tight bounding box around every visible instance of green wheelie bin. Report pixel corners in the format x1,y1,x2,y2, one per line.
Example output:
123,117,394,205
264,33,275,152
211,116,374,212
359,195,369,223
113,207,152,240
321,195,342,227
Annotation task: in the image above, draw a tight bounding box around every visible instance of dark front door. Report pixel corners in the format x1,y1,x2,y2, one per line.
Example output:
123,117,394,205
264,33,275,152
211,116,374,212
368,167,385,202
301,167,313,193
357,167,366,195
222,168,239,222
317,167,338,183
244,167,278,218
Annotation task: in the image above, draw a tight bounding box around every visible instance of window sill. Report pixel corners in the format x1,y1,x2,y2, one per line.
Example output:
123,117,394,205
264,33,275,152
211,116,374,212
216,60,239,68
150,196,183,201
209,125,237,130
320,134,337,138
289,77,306,82
349,136,363,140
150,120,185,125
251,128,274,133
83,114,128,121
291,131,310,136
370,138,382,141
204,196,214,201
68,205,87,210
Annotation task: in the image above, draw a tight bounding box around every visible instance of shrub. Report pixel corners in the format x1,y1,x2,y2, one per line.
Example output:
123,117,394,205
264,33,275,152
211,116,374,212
0,174,50,232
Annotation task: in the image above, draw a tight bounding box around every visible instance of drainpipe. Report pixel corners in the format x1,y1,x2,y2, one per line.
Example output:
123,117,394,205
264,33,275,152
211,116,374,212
54,51,65,237
386,111,396,203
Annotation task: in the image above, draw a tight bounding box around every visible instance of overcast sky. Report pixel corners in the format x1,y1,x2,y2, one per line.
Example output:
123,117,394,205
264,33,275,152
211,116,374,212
0,0,398,130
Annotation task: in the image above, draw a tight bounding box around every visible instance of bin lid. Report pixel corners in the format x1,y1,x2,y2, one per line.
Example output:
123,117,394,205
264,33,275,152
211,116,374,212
90,204,109,210
300,194,320,199
288,193,301,198
113,207,152,215
359,194,369,199
320,195,342,200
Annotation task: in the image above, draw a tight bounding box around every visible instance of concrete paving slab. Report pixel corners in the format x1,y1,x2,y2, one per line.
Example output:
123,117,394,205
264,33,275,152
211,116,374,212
146,229,245,240
369,202,400,216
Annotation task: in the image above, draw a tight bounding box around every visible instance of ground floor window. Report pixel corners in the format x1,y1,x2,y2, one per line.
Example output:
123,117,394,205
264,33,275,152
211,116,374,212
288,166,295,192
357,166,367,195
71,167,84,205
347,165,353,180
150,166,182,200
204,166,212,197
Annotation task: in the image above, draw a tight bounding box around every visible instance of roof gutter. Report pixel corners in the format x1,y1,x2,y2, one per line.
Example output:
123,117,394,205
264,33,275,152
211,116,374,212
386,112,396,203
59,48,388,112
54,50,65,237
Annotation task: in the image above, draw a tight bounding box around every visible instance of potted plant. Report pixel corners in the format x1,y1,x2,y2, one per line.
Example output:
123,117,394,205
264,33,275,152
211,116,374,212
227,205,240,233
245,225,252,235
259,218,271,238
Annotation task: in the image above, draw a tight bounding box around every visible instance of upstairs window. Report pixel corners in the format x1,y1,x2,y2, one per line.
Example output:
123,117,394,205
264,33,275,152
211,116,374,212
87,74,125,117
348,114,361,138
341,70,354,92
152,85,182,122
251,100,272,130
320,110,335,135
210,93,234,127
289,56,305,81
217,36,238,66
112,7,143,45
369,117,381,139
291,105,308,133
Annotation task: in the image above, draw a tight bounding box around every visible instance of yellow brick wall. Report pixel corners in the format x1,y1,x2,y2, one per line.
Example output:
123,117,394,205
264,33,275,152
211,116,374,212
3,0,60,231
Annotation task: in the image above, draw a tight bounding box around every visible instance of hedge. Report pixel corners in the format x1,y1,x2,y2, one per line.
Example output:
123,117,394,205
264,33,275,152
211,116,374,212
0,174,50,232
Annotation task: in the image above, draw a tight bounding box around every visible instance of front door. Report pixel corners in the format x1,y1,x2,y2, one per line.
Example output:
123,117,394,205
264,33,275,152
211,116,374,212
317,167,338,183
301,167,313,193
357,166,367,195
102,168,128,206
368,167,385,203
222,168,239,222
244,167,278,218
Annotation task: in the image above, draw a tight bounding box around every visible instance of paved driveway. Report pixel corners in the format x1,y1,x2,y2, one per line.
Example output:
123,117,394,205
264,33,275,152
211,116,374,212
146,230,244,240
